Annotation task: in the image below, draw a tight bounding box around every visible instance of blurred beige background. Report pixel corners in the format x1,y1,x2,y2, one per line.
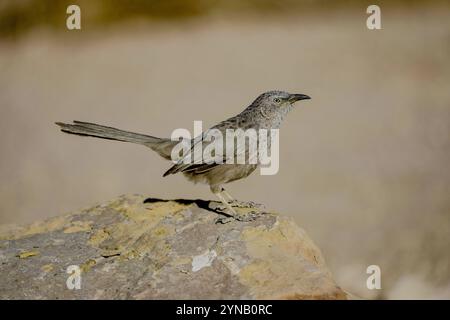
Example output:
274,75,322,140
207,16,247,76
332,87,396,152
0,1,449,299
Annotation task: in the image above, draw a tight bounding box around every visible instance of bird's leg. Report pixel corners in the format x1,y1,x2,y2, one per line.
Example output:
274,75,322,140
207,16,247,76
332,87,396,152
220,188,235,203
211,186,260,223
214,191,238,217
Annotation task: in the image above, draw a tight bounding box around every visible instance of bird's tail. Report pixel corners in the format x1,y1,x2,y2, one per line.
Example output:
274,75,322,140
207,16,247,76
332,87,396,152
55,120,160,144
55,121,176,160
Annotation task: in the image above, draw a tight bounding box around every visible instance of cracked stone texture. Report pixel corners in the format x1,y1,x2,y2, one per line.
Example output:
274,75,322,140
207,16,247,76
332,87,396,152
0,195,347,299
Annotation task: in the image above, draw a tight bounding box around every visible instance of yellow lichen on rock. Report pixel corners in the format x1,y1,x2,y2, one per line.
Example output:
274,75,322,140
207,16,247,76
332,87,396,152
85,197,182,260
17,250,39,259
120,198,188,224
237,216,340,299
41,264,54,272
241,217,326,268
88,228,110,246
81,259,97,273
63,220,93,233
1,215,70,240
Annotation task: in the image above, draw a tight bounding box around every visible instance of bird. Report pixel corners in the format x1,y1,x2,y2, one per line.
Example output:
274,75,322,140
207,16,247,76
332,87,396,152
56,90,311,221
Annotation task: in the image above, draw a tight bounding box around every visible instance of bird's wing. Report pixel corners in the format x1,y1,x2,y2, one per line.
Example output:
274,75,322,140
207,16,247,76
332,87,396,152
162,129,219,176
162,122,257,177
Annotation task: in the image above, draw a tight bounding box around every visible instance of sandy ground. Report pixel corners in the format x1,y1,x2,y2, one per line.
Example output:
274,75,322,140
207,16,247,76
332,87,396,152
0,8,449,299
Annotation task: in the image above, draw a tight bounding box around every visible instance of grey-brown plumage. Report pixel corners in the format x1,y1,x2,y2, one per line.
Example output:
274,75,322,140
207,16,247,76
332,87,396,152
56,90,310,220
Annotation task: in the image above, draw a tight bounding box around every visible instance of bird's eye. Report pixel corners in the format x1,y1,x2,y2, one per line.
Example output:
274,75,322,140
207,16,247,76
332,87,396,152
274,98,281,103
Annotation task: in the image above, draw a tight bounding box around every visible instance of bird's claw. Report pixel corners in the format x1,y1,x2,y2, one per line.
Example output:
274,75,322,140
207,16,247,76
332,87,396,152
215,216,234,224
214,211,261,224
230,200,265,209
212,203,228,212
236,211,260,221
212,201,264,211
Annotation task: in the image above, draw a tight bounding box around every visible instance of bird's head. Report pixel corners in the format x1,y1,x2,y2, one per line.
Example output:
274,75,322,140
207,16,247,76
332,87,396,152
248,91,311,125
252,90,311,112
254,90,311,109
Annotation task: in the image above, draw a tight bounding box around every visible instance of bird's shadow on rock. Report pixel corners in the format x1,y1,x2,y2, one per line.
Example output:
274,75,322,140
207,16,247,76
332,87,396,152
143,197,232,217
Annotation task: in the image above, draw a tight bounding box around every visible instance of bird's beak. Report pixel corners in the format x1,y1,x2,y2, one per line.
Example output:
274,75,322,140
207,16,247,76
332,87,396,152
288,94,311,103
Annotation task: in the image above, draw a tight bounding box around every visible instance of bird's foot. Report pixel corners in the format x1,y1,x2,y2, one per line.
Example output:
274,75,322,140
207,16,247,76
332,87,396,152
229,200,265,209
215,210,261,224
209,202,231,213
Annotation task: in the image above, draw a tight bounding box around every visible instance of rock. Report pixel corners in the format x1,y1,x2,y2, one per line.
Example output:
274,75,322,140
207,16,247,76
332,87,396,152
0,195,346,299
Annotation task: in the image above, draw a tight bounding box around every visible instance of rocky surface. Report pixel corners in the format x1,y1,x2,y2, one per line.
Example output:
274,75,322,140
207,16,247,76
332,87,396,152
0,195,346,299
